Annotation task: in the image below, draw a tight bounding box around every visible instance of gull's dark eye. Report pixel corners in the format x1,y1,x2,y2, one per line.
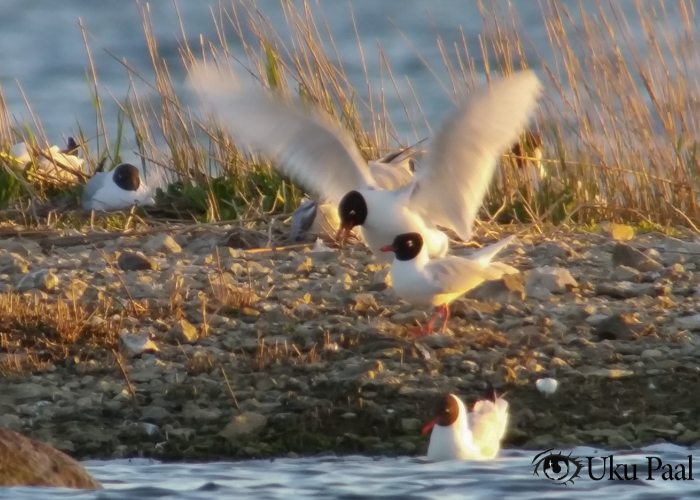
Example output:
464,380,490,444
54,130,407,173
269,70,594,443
531,449,584,486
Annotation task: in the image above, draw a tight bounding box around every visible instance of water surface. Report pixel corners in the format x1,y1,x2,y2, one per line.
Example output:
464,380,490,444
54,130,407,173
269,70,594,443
4,446,700,500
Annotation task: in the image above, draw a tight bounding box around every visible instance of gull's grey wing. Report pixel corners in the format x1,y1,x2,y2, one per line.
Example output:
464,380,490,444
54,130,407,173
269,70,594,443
368,139,427,189
290,198,319,241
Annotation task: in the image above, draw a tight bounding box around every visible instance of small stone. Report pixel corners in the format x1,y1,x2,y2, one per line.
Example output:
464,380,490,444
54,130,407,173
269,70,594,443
63,280,88,301
219,412,267,442
467,273,526,302
0,414,22,431
594,282,659,299
607,433,632,448
349,293,378,311
118,331,159,357
601,221,635,241
0,240,41,257
15,269,58,292
612,243,663,272
677,314,700,331
525,266,577,295
182,402,222,422
401,418,422,433
140,406,172,422
677,429,700,445
368,268,390,292
169,319,199,344
0,253,29,274
610,265,641,282
594,312,648,341
143,234,181,255
118,251,157,271
641,349,663,360
541,241,576,259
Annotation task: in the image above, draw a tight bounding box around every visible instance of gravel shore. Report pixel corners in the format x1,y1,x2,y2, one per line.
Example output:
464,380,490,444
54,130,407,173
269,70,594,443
1,223,700,460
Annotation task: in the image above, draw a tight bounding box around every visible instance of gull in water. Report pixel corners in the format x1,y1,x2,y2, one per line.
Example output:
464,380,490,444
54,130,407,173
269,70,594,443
81,163,153,211
6,137,83,182
289,143,422,241
380,232,518,335
187,63,542,263
423,391,510,462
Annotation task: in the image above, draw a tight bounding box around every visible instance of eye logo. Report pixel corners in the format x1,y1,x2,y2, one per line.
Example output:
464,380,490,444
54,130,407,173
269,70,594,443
532,449,584,485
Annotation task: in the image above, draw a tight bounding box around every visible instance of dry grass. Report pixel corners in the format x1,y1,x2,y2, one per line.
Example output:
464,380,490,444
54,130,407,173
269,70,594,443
1,0,700,229
0,293,117,375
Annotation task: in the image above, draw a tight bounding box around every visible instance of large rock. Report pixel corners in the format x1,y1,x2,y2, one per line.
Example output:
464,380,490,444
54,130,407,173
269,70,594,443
143,234,181,255
0,428,101,489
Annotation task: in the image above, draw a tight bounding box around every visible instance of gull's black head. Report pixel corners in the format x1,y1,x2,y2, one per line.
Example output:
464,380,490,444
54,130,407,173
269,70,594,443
381,232,423,261
434,394,462,427
62,137,80,155
112,163,141,192
336,190,368,245
422,393,461,434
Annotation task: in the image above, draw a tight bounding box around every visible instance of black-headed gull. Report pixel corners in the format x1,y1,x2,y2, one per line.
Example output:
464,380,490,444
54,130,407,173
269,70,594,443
290,143,420,241
81,163,153,211
423,392,509,461
7,137,83,182
187,64,542,263
380,232,518,335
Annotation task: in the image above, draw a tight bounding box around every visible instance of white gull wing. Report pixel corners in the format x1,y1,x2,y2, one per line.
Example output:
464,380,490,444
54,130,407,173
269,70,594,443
467,398,509,460
464,235,517,265
81,171,110,206
424,254,517,298
409,71,543,240
187,63,376,206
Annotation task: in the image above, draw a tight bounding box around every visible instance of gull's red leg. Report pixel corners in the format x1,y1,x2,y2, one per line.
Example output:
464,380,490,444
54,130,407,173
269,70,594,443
439,305,450,333
412,308,443,337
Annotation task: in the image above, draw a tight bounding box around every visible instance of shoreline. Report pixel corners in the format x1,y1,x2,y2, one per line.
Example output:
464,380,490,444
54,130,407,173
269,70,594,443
1,223,700,461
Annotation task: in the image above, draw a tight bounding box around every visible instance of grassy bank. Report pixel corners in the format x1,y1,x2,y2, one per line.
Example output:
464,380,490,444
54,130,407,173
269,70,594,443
0,0,699,232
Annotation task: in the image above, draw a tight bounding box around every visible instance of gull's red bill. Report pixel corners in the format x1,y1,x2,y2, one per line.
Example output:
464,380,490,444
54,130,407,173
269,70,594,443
380,245,395,252
421,419,437,434
335,224,352,246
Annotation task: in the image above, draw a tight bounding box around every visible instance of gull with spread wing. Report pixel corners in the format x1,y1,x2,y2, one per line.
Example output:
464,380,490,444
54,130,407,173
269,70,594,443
188,63,542,263
290,142,422,241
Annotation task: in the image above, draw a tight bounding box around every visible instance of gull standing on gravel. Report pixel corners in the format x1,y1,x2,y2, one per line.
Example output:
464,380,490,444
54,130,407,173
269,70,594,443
423,391,509,462
381,232,518,335
187,63,542,263
290,143,422,241
81,163,153,211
